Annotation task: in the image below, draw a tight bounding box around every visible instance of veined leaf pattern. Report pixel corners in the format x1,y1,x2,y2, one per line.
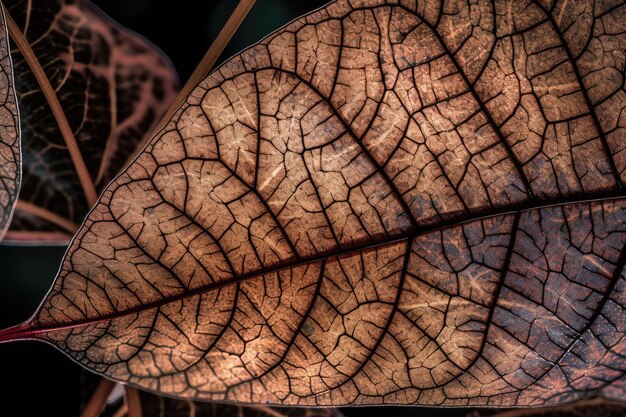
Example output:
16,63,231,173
0,5,20,240
0,0,625,407
2,0,178,242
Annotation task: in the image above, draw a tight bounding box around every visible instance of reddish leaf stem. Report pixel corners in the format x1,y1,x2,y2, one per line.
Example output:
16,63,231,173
0,322,35,343
1,230,72,243
80,379,117,417
111,403,128,417
15,199,80,234
125,386,142,417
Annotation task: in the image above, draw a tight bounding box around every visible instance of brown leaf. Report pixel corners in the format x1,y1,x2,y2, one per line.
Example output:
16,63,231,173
0,5,20,240
1,0,178,243
139,389,345,417
0,0,625,407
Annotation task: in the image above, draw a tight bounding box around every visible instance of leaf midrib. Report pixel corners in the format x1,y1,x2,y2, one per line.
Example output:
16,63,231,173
4,190,625,342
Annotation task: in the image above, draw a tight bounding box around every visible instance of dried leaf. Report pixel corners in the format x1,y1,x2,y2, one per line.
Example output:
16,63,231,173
139,389,345,417
2,0,178,243
1,0,625,407
0,5,20,240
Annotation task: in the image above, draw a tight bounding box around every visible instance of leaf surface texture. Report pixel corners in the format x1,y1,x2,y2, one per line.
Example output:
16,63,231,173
4,0,626,407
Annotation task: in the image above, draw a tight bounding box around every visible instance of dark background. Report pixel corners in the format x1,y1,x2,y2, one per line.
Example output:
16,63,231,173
0,1,469,416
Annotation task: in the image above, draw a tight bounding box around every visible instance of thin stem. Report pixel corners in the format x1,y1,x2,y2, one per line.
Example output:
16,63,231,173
111,403,128,417
3,5,98,207
252,405,291,417
125,386,142,417
1,230,72,243
123,0,256,169
15,199,79,234
80,379,116,417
